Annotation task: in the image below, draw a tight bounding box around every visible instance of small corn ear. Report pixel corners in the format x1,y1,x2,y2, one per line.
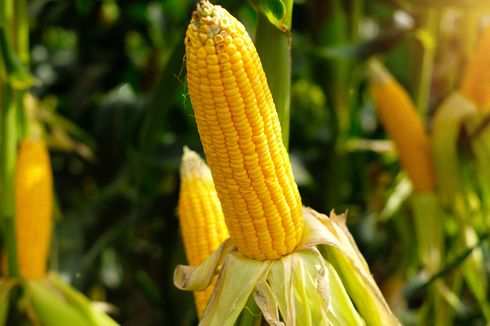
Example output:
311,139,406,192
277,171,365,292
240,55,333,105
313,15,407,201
178,147,229,316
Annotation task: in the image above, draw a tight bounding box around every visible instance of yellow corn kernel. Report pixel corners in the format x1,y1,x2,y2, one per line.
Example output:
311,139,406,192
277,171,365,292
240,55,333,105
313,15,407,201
369,62,436,193
178,147,229,317
15,138,53,279
184,0,303,261
460,24,490,110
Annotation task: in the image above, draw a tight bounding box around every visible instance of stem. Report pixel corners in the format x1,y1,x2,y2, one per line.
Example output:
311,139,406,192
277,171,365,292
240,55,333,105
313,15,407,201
0,85,19,277
14,0,28,138
0,0,20,277
254,0,293,149
415,9,437,118
350,0,362,42
14,0,28,66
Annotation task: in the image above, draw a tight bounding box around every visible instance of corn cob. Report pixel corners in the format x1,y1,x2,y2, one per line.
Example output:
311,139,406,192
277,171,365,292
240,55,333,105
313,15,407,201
369,61,436,193
460,24,490,110
178,147,229,316
15,138,53,279
185,0,303,260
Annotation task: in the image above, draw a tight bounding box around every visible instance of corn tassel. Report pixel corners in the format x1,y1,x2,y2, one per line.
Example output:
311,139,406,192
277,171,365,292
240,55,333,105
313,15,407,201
369,61,436,193
185,0,303,260
460,24,490,110
15,138,53,279
178,147,229,316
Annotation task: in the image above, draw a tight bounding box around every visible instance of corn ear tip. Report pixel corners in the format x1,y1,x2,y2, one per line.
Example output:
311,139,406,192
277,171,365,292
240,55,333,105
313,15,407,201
367,59,391,85
180,146,211,179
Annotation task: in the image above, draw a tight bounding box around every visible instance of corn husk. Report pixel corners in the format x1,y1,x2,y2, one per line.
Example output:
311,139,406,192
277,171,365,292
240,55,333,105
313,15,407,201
174,208,399,326
0,267,118,325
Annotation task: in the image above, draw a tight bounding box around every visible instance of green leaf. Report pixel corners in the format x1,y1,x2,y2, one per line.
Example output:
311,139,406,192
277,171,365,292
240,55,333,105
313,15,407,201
404,233,490,301
248,0,286,29
313,27,410,61
431,93,477,208
411,192,444,273
0,28,35,90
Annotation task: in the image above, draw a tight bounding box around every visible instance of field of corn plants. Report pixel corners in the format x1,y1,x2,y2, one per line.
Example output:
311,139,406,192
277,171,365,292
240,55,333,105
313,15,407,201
0,0,489,325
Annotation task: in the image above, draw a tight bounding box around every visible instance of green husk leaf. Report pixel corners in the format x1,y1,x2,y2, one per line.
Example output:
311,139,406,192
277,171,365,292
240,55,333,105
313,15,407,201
304,209,400,325
325,260,365,326
47,273,119,326
253,281,282,325
27,280,88,326
174,239,233,292
235,295,263,326
289,250,331,324
200,251,272,326
174,208,398,325
268,253,295,324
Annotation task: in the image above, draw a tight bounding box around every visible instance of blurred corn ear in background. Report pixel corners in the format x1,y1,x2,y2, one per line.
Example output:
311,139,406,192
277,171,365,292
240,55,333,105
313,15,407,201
369,60,449,323
177,147,229,317
15,138,53,279
460,24,490,110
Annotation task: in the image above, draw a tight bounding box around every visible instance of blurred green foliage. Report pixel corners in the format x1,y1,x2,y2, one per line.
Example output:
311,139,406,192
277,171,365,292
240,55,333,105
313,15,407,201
20,0,490,325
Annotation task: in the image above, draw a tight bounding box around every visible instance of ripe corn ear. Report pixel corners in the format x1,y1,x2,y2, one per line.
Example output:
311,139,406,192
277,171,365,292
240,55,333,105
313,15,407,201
178,147,229,316
185,0,303,260
15,139,53,279
369,61,436,193
460,24,490,110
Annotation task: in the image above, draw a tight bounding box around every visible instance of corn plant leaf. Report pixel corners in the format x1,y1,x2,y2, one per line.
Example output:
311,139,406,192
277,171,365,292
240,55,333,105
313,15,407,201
0,280,12,326
467,112,490,189
404,233,490,300
459,225,490,319
312,27,410,61
138,29,185,156
411,192,444,273
248,0,286,30
379,174,412,222
0,28,35,89
431,93,477,208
